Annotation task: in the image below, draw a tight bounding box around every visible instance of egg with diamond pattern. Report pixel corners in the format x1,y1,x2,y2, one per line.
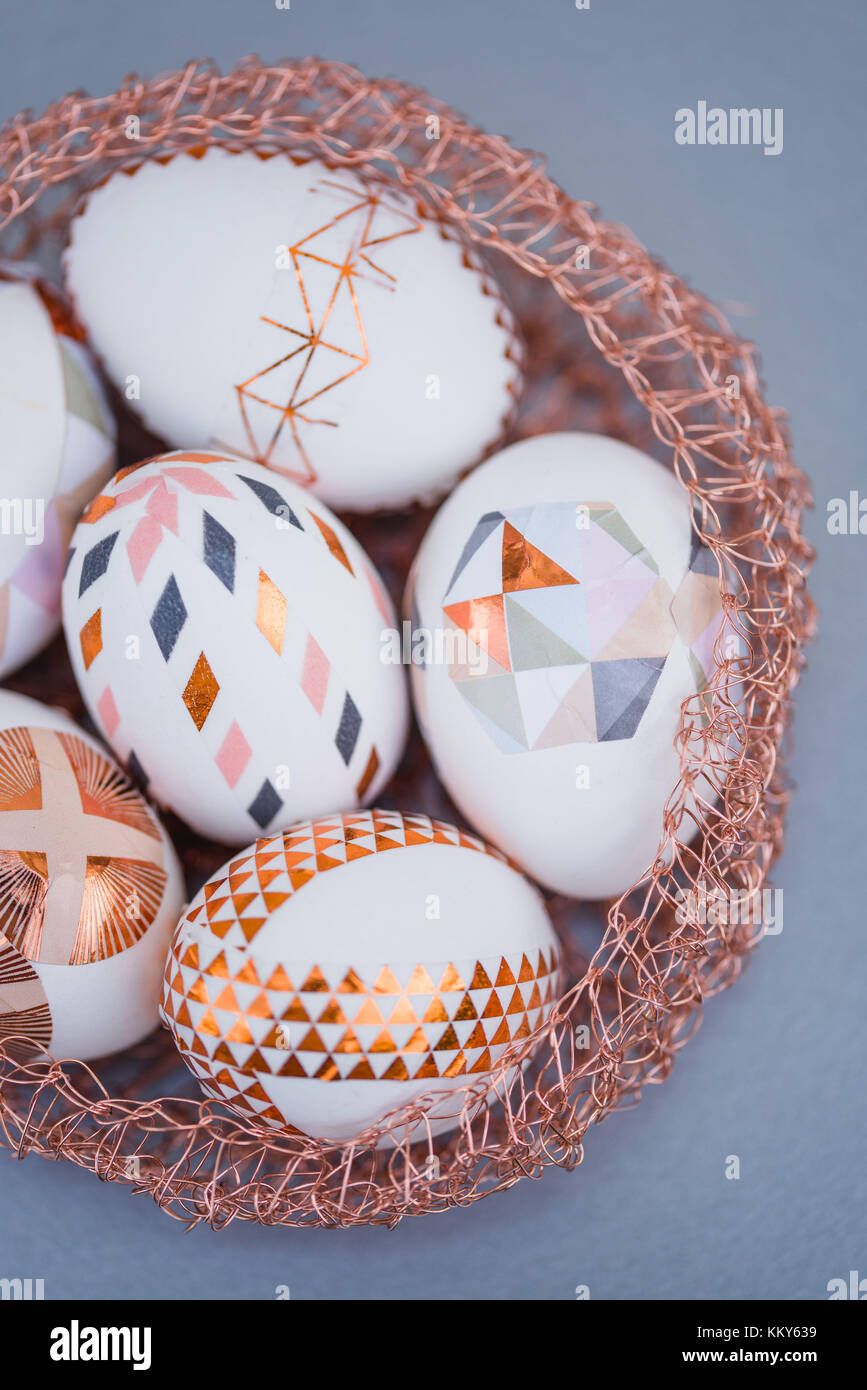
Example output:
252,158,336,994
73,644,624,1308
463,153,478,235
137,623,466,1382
61,450,408,844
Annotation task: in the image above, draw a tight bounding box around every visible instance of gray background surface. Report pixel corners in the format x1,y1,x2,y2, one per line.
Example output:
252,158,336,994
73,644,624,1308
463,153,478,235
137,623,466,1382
1,0,864,1301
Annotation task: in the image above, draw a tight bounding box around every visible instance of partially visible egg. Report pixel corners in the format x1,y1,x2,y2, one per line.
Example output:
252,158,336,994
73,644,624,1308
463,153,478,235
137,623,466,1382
161,809,559,1143
406,432,739,899
0,265,116,679
0,687,80,738
61,450,409,845
0,695,184,1061
62,147,522,512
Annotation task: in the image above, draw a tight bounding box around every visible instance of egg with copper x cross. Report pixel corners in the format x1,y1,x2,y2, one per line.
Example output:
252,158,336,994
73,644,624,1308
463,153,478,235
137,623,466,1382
0,692,183,1062
161,808,560,1144
61,450,409,845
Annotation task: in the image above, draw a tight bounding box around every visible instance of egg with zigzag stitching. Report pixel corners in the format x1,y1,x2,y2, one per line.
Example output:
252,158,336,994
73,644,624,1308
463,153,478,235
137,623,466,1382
63,148,522,512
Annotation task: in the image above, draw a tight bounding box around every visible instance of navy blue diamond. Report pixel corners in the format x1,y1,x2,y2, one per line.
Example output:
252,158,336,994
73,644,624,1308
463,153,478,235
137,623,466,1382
64,545,76,578
126,750,149,793
689,531,717,576
150,575,187,661
335,692,361,765
237,474,303,529
78,531,119,597
248,778,283,830
592,657,666,742
202,511,236,592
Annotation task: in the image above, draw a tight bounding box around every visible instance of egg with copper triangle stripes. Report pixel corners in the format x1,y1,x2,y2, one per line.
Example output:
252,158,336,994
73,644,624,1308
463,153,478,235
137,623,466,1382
61,450,409,845
160,809,561,1143
0,693,184,1062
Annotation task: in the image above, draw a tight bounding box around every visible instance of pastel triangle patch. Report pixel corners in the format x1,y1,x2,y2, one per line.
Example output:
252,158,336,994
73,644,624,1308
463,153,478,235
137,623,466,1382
507,664,586,746
454,672,528,748
583,557,662,660
595,577,676,662
671,570,722,647
596,507,660,571
532,666,598,748
444,512,504,596
505,593,585,670
507,582,588,655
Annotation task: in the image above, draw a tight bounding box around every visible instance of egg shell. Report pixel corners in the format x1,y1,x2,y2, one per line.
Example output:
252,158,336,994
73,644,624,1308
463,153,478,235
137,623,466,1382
406,431,737,899
0,688,81,737
161,809,560,1143
62,148,522,512
0,268,117,679
61,450,409,844
0,695,184,1061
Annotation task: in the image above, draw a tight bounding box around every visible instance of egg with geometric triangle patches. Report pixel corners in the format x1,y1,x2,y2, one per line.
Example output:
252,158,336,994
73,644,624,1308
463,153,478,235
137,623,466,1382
406,432,742,900
0,695,184,1062
160,809,560,1144
63,148,522,512
0,263,116,679
61,450,409,846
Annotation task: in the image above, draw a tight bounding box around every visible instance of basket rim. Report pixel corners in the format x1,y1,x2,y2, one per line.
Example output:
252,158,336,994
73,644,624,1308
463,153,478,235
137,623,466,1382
0,54,816,1226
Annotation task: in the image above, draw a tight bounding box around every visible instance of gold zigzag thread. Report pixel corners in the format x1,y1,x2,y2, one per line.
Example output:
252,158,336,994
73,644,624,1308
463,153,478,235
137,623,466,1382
234,183,422,486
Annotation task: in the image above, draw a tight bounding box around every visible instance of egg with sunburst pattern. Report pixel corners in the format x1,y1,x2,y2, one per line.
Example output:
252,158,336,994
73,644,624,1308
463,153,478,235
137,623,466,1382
0,695,184,1062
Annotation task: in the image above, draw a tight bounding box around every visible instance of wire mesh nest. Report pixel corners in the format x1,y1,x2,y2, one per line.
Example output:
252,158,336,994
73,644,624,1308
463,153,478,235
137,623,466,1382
0,56,815,1228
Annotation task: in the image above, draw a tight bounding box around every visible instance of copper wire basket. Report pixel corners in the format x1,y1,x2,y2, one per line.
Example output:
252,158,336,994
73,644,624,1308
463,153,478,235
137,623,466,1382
0,57,815,1228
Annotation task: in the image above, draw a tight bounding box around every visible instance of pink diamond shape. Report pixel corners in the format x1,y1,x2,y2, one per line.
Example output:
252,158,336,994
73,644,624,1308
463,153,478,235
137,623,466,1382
216,720,252,788
145,479,179,532
97,685,120,737
114,476,160,509
162,466,233,497
365,560,393,625
300,634,329,715
126,515,163,584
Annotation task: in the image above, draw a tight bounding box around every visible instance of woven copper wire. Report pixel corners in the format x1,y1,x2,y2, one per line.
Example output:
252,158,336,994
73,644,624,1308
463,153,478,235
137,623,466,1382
0,56,815,1228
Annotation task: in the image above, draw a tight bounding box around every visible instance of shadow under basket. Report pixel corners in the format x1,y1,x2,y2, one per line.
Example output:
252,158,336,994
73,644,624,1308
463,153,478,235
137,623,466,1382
0,57,815,1229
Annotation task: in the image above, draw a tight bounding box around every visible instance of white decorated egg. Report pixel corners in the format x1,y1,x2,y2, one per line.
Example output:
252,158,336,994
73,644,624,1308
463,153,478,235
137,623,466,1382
61,450,408,845
0,266,116,678
160,809,559,1143
0,687,80,738
0,695,184,1061
63,148,522,512
406,432,736,899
